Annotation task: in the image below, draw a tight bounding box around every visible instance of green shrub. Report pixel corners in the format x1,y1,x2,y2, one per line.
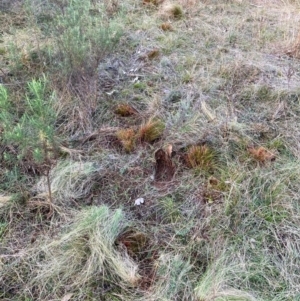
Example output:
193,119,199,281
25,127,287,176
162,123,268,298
0,77,58,199
29,0,122,75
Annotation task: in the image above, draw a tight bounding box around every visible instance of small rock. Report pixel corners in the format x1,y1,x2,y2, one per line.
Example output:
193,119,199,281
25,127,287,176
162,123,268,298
134,198,144,206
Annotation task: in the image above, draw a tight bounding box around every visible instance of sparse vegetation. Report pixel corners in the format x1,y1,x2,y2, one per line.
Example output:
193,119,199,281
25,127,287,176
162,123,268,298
1,0,300,300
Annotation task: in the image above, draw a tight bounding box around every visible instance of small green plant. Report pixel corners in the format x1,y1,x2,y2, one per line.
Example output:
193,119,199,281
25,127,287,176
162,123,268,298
0,222,8,241
159,197,181,223
0,77,57,201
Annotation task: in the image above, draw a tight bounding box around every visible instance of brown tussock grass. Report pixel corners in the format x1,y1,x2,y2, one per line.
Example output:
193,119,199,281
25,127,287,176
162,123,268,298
138,119,165,143
186,145,216,171
115,103,137,116
160,22,173,31
116,128,137,152
248,146,276,163
146,49,160,60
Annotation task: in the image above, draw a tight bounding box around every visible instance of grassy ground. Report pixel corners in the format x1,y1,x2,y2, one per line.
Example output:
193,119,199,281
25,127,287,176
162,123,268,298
1,0,300,300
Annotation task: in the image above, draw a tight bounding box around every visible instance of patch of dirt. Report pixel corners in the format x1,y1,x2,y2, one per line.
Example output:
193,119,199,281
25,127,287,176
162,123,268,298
154,147,176,181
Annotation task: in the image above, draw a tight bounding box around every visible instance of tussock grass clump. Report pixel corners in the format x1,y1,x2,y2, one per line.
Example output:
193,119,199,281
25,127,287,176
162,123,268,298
145,48,160,60
0,206,140,300
116,128,137,152
35,160,102,203
248,146,276,164
31,206,139,298
115,103,137,116
159,3,184,20
186,145,217,172
138,118,165,143
160,22,173,31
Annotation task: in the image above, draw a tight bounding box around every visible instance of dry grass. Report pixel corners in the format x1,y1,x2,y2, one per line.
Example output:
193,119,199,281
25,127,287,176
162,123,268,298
116,128,137,152
186,145,217,171
115,103,138,116
2,0,300,300
158,3,184,20
138,118,165,143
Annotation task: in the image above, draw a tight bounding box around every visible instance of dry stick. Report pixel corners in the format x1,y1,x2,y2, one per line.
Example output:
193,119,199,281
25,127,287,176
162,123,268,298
46,168,52,203
43,140,53,203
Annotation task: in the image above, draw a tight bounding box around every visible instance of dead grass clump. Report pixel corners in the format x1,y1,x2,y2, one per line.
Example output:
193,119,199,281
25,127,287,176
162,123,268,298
138,118,165,143
160,22,173,31
117,230,149,259
26,198,60,219
35,160,102,204
186,145,217,171
248,146,276,164
115,103,137,116
159,3,184,20
146,48,160,60
116,128,136,152
31,206,139,298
